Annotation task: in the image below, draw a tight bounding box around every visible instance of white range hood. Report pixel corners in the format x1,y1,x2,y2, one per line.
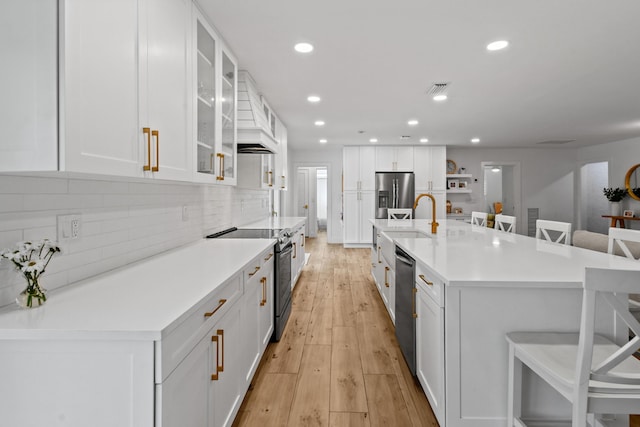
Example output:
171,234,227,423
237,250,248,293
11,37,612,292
237,70,279,154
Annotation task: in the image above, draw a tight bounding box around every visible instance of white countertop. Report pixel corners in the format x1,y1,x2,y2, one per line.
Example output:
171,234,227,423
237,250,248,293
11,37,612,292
0,238,275,340
240,216,306,230
372,219,640,288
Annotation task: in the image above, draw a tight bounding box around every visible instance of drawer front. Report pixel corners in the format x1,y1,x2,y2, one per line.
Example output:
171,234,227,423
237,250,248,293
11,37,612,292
245,247,275,285
158,274,242,382
415,263,444,307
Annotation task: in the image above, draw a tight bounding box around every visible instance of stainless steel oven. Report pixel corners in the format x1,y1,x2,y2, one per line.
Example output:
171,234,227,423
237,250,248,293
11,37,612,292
207,227,293,341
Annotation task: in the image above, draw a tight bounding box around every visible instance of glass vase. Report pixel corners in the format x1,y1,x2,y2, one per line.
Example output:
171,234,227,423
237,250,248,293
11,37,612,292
16,280,47,309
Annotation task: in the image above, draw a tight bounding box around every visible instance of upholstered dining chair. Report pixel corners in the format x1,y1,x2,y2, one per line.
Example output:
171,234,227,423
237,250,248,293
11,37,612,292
507,267,640,426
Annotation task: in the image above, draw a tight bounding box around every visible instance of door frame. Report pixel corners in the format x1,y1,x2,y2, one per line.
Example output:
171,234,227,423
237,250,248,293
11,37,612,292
480,161,522,234
293,162,332,240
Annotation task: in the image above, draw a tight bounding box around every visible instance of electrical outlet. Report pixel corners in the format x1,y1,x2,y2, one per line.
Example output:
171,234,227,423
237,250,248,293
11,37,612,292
57,214,81,241
182,205,189,221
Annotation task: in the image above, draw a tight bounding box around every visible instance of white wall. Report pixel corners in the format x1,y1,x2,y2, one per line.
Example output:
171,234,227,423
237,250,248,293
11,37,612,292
289,146,343,244
0,174,269,307
447,147,578,228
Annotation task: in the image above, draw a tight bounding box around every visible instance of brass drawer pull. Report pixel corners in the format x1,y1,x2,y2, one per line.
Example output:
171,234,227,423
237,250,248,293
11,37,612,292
260,277,267,306
419,274,433,286
412,288,418,319
264,253,273,261
204,299,227,317
217,153,225,181
378,246,382,264
151,129,159,172
248,266,261,277
385,266,390,287
211,334,220,380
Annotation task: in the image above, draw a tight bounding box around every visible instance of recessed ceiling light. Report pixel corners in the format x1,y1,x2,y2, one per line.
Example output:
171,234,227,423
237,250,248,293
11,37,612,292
307,95,321,103
314,120,325,126
487,40,509,51
319,138,327,144
294,42,314,53
471,138,480,144
433,95,447,101
369,138,378,143
407,119,419,126
420,138,429,143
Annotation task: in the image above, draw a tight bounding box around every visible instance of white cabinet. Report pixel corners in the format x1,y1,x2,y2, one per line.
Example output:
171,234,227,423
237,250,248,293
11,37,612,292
414,190,446,221
194,9,237,185
274,117,288,190
343,190,375,245
291,223,306,288
343,146,375,191
415,264,445,425
375,146,414,172
0,0,57,171
237,154,274,189
63,0,192,180
414,146,446,191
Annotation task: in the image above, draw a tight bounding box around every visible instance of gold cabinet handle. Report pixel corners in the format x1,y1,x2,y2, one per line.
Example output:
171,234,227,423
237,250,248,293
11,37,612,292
211,334,220,380
151,130,159,172
384,266,390,287
216,329,224,373
293,242,297,259
268,171,273,187
204,299,227,317
248,266,260,277
217,153,225,181
260,277,267,306
378,246,382,264
301,233,305,247
143,127,151,171
264,253,273,261
418,274,433,286
281,175,286,189
412,288,418,319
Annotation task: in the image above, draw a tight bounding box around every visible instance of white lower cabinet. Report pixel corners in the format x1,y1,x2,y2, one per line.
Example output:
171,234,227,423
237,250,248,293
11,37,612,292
291,223,306,289
415,265,445,425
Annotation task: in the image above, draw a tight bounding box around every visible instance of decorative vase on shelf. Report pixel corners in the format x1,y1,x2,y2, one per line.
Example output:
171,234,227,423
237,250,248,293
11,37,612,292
610,201,622,217
16,280,47,309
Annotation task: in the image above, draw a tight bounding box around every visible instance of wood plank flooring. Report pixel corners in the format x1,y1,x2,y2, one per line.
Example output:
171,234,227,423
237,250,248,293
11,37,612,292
233,231,437,427
233,231,640,427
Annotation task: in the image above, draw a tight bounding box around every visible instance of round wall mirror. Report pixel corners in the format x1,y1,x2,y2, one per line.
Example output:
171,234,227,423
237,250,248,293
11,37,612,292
625,163,640,201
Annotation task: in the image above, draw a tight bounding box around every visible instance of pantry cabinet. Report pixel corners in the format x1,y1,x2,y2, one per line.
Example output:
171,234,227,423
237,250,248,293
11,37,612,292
343,146,375,191
375,146,414,172
414,146,446,191
63,0,192,181
343,190,375,245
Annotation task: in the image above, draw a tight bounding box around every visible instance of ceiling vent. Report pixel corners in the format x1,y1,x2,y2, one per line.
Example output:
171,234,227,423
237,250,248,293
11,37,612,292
536,139,576,145
400,135,412,140
426,82,450,96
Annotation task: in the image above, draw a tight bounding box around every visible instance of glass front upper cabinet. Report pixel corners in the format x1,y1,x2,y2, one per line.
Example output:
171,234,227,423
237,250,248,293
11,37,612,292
194,11,237,184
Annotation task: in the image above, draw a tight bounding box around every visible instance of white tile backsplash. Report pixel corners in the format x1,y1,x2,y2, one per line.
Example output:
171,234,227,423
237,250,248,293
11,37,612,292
0,174,270,307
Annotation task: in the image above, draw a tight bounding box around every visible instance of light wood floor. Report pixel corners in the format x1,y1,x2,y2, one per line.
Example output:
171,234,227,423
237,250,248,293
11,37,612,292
233,231,640,427
233,231,437,427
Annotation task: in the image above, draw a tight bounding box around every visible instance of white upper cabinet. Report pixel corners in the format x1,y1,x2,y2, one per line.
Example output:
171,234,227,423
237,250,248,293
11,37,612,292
414,146,446,191
343,146,375,191
63,0,192,180
375,146,414,172
274,116,288,190
194,8,237,185
0,0,57,171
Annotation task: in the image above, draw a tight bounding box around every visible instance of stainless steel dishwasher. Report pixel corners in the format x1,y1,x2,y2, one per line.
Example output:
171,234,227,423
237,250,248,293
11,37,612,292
395,245,417,375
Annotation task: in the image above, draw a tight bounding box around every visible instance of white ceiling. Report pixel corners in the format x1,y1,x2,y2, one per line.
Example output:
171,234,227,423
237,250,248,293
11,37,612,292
199,0,640,151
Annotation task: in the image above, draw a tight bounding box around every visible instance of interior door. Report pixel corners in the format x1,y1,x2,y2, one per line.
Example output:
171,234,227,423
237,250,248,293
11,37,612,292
296,168,310,235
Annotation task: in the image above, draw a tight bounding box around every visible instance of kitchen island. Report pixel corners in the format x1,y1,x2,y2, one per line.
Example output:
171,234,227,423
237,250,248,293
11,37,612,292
371,219,638,427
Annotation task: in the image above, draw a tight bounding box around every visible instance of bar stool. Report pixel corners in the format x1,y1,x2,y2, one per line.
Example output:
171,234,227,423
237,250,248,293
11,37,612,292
535,219,572,245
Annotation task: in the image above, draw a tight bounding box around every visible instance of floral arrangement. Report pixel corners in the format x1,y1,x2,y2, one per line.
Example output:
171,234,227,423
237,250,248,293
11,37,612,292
603,187,627,202
1,239,60,308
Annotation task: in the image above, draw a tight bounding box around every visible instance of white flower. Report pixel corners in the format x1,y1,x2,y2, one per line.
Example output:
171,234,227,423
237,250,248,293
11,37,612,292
22,260,45,275
40,239,60,253
8,250,24,262
17,241,33,253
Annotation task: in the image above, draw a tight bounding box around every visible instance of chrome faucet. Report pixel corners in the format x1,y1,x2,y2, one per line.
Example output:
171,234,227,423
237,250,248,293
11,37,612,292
413,193,439,234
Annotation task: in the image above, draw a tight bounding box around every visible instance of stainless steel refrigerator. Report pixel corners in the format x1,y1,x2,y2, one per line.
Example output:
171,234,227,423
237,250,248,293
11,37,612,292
375,172,415,219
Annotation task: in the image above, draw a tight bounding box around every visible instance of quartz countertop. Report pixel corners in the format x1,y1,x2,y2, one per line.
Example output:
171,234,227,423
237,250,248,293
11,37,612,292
240,216,306,230
0,238,275,340
371,219,640,288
